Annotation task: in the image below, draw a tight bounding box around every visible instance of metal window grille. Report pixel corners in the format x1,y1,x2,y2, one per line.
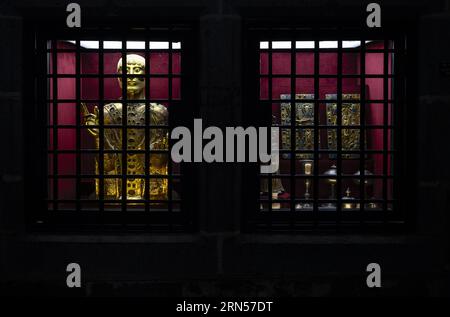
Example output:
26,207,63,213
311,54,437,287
244,27,409,233
27,24,196,232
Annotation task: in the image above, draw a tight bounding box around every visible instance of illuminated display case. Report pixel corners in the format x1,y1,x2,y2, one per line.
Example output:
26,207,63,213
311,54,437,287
244,33,404,232
28,24,198,230
47,40,181,210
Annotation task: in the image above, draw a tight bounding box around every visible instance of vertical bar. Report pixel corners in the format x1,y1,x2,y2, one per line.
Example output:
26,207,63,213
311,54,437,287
121,39,127,223
289,36,296,229
255,35,263,227
52,39,58,212
75,39,81,212
99,37,105,217
267,36,273,230
336,38,343,230
41,35,50,219
168,29,174,230
359,38,366,223
313,37,320,229
383,39,390,224
144,31,151,217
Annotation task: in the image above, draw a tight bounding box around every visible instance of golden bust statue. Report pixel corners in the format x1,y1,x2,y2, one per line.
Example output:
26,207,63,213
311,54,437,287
82,54,169,201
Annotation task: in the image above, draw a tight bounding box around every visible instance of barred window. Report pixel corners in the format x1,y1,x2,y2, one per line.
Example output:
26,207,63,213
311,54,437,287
244,28,408,232
27,25,196,231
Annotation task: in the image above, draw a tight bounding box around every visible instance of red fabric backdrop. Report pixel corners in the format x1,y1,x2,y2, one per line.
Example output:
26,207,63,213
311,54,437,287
49,41,77,200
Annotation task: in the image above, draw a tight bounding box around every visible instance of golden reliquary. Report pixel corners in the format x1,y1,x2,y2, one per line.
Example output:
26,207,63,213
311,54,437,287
81,54,169,202
280,94,316,159
326,94,362,159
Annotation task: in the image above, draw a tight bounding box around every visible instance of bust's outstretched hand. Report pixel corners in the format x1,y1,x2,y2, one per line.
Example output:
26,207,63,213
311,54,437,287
81,103,99,137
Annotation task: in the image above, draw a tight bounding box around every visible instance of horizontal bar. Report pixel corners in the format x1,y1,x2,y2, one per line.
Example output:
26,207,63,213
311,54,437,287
47,149,171,154
46,99,179,104
258,174,394,178
47,125,170,129
258,49,396,53
48,174,181,178
47,199,182,203
273,125,394,129
259,74,395,78
259,99,396,103
46,74,182,78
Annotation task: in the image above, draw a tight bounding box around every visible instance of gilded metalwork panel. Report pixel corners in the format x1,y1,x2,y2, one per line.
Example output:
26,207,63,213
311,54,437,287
326,94,361,159
280,94,316,159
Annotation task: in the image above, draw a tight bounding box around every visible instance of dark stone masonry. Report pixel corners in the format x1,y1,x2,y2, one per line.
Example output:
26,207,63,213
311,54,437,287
0,0,449,297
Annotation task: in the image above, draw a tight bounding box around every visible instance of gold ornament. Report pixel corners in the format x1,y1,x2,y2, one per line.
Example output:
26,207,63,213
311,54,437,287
82,54,169,202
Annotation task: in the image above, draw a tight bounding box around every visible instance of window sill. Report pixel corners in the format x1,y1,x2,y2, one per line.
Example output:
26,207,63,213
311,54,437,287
235,233,440,245
22,233,201,244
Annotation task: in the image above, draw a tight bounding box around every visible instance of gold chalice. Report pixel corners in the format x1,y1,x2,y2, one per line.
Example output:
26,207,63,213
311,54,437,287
295,159,313,210
322,164,337,208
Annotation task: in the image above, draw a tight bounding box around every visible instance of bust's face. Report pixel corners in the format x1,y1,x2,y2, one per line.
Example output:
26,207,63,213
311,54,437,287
117,54,145,95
